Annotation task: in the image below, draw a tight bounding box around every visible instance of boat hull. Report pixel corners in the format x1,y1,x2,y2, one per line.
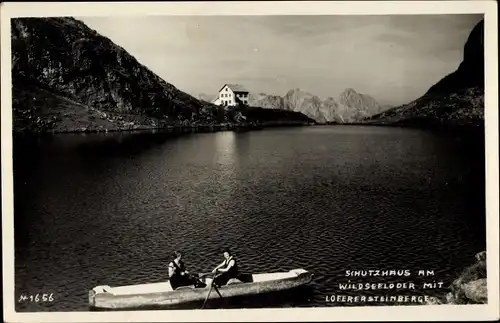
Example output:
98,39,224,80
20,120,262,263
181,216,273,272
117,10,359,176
89,268,312,310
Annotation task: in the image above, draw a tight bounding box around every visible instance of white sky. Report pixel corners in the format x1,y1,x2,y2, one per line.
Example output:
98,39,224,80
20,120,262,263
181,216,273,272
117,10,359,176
78,14,482,106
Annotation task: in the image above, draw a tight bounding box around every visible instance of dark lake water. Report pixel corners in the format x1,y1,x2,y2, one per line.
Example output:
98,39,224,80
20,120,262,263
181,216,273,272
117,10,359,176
13,126,486,311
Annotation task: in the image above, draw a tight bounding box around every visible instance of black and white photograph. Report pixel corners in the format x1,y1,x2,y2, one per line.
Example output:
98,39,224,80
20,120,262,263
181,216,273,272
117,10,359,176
2,1,499,322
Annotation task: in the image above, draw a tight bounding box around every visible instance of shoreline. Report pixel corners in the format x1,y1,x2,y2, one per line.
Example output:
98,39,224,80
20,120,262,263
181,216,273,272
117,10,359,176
12,120,485,136
12,121,314,137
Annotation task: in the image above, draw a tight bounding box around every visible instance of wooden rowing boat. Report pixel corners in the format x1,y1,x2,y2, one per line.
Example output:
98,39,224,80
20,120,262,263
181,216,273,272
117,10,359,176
89,268,312,310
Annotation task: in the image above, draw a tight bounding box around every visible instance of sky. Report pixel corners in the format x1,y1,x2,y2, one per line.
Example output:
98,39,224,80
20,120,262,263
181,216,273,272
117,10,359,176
78,14,483,106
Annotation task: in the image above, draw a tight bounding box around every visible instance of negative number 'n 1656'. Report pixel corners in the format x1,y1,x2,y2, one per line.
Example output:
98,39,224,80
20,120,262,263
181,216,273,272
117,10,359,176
18,293,54,303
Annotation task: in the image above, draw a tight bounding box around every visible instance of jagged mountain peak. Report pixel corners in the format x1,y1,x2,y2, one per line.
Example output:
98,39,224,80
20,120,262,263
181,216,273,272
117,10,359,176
340,88,358,96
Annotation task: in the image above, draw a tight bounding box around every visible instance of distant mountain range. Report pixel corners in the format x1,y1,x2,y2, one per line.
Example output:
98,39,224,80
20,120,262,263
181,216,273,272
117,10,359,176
254,88,387,123
366,19,484,128
200,88,389,123
11,18,313,133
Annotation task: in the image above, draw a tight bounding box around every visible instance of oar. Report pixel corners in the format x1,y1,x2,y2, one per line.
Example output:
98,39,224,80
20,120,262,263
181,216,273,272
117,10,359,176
201,272,216,309
201,271,222,309
213,279,223,298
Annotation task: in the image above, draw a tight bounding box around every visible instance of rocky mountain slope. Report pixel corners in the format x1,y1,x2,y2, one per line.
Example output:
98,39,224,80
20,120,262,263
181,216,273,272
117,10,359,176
248,88,385,123
11,17,311,133
366,19,484,127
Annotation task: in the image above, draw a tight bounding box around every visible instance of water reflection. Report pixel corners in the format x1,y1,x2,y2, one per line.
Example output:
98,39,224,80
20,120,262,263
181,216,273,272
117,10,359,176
213,131,236,166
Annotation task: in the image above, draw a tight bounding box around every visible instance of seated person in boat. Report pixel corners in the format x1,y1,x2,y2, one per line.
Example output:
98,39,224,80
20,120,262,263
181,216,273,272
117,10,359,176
212,248,239,286
168,251,203,290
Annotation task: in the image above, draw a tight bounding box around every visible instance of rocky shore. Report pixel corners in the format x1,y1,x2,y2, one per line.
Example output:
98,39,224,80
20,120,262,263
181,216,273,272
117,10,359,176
426,251,487,305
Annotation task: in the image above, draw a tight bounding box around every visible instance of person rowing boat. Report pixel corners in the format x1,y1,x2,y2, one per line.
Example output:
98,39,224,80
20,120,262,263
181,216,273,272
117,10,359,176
168,251,205,289
211,248,239,287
